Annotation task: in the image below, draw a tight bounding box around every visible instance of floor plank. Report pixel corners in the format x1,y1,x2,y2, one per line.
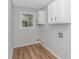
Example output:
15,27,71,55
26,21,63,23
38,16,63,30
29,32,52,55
24,46,32,59
12,48,18,59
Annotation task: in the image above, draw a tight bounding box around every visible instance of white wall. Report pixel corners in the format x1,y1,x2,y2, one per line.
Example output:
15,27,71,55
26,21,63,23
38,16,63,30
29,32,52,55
8,0,13,59
39,6,71,59
13,6,40,48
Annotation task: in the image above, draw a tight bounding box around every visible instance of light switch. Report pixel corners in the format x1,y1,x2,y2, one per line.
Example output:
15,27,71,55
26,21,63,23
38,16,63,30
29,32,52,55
58,32,63,38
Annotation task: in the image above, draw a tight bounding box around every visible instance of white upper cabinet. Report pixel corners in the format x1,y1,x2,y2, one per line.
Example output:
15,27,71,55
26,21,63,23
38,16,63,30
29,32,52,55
37,10,45,24
48,0,71,24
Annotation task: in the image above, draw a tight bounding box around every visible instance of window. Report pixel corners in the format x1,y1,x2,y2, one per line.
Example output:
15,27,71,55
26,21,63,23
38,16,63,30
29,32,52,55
20,12,35,29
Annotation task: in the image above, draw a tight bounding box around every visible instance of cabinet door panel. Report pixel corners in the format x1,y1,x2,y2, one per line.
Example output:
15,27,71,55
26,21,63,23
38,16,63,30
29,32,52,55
52,1,56,22
65,0,71,20
48,2,53,23
56,0,65,21
48,1,56,23
37,11,45,24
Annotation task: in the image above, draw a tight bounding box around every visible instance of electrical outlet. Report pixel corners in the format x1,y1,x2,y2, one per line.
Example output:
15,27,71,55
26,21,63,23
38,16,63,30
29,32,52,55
58,32,63,38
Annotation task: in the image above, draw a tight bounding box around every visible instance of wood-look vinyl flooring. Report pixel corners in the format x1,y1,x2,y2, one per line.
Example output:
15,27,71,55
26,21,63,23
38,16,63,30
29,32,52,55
12,43,57,59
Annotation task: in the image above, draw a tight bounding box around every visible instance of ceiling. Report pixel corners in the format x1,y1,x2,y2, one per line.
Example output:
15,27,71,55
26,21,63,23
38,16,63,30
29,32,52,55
13,0,53,9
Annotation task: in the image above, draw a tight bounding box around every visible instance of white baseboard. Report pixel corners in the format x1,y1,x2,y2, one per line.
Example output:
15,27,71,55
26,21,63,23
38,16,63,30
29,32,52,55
40,43,61,59
13,41,40,48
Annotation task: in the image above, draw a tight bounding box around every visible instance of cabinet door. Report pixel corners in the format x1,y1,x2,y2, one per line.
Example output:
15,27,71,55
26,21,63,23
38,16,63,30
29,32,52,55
37,11,45,24
52,1,56,22
48,1,56,23
56,0,66,21
48,2,53,23
65,0,71,21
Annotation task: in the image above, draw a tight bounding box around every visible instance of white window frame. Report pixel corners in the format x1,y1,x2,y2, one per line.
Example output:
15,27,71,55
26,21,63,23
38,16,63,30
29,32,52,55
20,12,35,29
